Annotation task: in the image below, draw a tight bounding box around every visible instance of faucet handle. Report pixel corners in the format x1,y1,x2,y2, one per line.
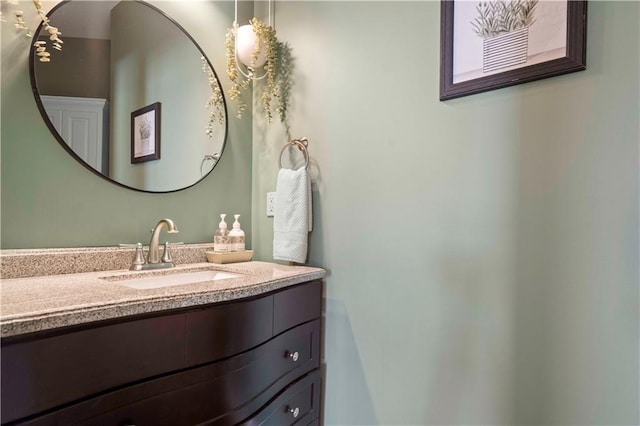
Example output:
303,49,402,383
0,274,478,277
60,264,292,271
161,241,173,264
129,243,146,271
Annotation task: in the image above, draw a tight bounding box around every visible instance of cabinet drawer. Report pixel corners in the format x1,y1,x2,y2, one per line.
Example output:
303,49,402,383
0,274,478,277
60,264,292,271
181,319,320,425
18,320,320,426
274,281,322,335
1,314,185,424
186,295,273,366
239,370,322,426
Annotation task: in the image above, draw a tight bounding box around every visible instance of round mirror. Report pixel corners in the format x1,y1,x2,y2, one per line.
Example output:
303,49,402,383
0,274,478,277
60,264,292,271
29,0,228,193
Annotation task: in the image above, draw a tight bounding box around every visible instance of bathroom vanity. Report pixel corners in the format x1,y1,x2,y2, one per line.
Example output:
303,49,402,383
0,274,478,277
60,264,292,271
0,247,325,426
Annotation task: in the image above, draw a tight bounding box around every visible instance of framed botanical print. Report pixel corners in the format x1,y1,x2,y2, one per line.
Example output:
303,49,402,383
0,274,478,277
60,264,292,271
131,102,161,163
440,0,587,100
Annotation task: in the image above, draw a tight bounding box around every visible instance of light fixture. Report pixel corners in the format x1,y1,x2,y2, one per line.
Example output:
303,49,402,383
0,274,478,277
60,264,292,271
225,0,285,122
232,0,272,80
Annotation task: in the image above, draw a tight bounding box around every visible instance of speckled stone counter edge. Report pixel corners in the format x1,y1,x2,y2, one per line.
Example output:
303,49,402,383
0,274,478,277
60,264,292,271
1,244,215,279
1,270,325,338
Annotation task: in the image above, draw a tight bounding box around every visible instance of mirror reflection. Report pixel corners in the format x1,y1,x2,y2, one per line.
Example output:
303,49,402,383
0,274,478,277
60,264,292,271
31,0,227,193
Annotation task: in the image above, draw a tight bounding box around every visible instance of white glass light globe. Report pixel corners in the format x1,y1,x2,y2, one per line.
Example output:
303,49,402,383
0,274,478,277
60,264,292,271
236,24,267,68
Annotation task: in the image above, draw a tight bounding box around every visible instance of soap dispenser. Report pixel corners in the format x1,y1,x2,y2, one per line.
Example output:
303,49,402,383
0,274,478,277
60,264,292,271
229,214,245,252
213,214,230,252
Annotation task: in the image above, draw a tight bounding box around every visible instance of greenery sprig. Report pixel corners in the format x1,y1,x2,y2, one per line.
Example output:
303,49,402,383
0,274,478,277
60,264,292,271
225,22,250,118
201,56,225,138
471,0,538,39
274,42,294,134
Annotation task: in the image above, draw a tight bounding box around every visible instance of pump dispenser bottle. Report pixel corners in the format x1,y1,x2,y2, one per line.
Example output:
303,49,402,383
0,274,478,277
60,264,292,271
229,214,245,252
213,214,230,252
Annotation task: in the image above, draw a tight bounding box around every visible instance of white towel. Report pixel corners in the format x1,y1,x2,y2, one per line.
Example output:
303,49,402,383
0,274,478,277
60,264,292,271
273,167,312,263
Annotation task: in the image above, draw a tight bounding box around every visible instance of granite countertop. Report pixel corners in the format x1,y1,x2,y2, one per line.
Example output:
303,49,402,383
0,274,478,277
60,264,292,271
1,261,325,338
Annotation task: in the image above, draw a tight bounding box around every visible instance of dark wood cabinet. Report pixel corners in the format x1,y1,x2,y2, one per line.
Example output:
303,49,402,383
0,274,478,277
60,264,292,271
1,280,323,426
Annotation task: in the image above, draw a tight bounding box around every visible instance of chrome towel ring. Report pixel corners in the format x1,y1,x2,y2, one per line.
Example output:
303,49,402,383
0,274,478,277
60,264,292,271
200,153,220,176
278,137,309,170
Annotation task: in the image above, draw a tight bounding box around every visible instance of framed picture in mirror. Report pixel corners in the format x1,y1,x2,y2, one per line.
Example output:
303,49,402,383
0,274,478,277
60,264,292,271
131,102,161,163
439,0,587,101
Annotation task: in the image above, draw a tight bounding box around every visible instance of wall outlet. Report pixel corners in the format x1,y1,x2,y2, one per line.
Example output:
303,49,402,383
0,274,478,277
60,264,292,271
266,192,276,217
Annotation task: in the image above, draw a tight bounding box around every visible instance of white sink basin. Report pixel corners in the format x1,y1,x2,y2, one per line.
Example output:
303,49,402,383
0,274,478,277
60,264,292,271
108,270,241,290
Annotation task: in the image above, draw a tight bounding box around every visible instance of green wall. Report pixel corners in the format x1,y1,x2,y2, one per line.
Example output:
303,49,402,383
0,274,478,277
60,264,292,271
252,1,639,424
1,1,254,249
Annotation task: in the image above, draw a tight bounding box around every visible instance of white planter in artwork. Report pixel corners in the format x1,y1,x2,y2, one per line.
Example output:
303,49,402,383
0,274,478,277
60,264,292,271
482,26,529,73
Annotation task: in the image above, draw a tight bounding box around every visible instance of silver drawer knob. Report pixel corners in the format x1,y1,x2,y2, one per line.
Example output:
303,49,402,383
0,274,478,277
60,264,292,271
288,351,299,362
288,407,300,418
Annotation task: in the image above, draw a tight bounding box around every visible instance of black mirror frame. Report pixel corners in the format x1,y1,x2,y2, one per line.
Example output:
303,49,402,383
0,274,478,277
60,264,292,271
29,0,229,193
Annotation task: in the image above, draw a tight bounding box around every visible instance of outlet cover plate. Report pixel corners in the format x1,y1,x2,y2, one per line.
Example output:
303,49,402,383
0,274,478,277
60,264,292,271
266,192,276,217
